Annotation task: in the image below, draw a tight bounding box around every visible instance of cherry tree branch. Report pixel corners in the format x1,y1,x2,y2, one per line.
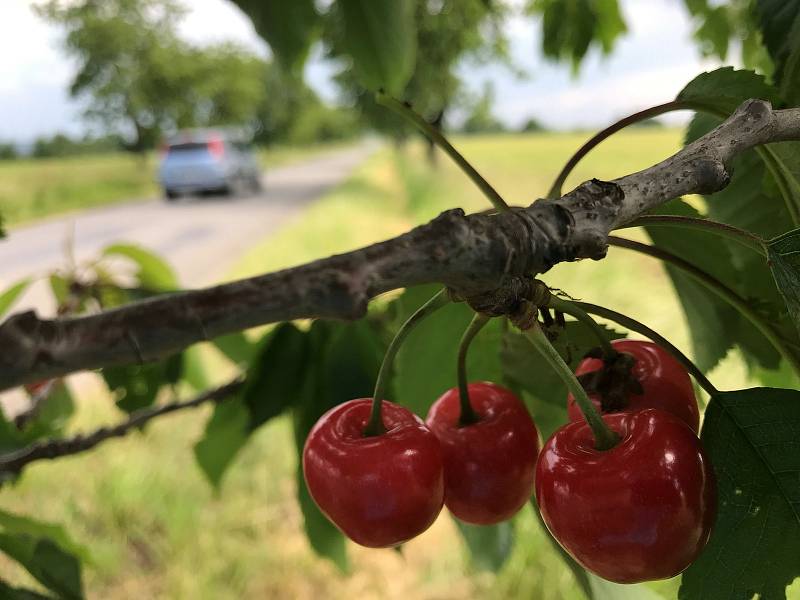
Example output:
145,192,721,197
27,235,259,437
0,99,798,391
0,377,244,478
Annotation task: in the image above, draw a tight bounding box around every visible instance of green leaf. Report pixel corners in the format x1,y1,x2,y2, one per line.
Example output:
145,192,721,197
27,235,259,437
337,0,416,94
394,285,504,418
193,398,250,490
0,509,88,600
102,243,178,291
194,323,308,488
644,200,744,371
527,0,626,72
0,535,83,600
102,359,177,413
0,580,54,600
453,519,514,572
677,66,779,115
756,0,800,105
212,331,256,366
676,69,800,380
231,0,320,72
501,320,625,439
680,388,800,600
48,274,69,306
0,279,31,320
768,228,800,335
292,319,384,571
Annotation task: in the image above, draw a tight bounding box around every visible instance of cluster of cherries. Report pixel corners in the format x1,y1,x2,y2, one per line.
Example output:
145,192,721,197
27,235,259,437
302,339,716,584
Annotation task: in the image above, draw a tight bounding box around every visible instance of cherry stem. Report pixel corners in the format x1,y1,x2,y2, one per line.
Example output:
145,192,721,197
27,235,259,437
622,215,767,257
374,91,510,213
546,295,615,360
364,288,451,437
574,301,719,397
608,235,800,378
457,313,490,426
524,323,619,451
547,100,696,199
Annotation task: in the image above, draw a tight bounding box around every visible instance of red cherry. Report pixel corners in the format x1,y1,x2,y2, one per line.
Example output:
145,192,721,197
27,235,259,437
302,398,444,548
535,409,716,583
426,382,540,525
567,339,700,432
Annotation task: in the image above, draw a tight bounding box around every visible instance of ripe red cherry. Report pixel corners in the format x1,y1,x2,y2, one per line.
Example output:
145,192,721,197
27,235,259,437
426,382,540,525
567,339,699,432
302,398,444,548
535,409,716,583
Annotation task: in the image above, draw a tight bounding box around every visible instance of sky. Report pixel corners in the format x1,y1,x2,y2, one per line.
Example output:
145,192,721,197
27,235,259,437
0,0,726,143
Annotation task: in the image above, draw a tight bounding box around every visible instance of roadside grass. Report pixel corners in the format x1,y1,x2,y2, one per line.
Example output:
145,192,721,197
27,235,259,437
0,128,763,599
0,141,355,228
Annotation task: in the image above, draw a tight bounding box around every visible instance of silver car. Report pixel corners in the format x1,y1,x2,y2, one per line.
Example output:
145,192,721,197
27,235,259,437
158,129,261,200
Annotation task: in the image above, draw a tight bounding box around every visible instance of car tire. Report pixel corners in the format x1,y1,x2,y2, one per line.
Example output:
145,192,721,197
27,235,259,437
164,189,179,201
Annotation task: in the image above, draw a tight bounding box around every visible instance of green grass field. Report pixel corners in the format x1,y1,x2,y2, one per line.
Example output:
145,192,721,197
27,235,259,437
0,128,771,599
0,141,352,227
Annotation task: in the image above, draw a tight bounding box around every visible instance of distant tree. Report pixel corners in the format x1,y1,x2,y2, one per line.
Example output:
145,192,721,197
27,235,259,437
519,117,546,133
0,142,17,160
31,133,124,158
36,0,267,153
461,83,506,134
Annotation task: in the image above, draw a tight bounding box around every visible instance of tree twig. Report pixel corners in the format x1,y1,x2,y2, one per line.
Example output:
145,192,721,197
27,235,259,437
0,100,798,391
0,377,244,478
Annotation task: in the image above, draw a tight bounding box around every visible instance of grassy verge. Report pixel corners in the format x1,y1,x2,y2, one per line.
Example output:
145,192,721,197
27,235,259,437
0,141,356,228
0,128,763,599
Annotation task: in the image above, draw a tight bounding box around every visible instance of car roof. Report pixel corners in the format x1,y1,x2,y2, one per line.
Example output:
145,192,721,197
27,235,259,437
165,127,252,146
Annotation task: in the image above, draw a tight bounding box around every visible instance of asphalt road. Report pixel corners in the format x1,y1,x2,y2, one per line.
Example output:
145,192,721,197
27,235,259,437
0,143,375,316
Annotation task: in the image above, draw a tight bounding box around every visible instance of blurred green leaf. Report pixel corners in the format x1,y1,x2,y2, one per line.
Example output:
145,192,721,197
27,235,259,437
680,388,800,599
181,346,210,392
102,359,177,413
527,0,626,71
0,279,31,320
768,228,800,334
102,243,178,291
501,321,624,439
393,285,504,418
231,0,320,72
212,331,257,366
530,496,593,599
292,319,384,572
48,274,69,306
337,0,416,94
0,535,83,600
0,509,88,600
193,398,250,490
756,0,800,105
194,323,308,488
0,580,54,600
454,519,514,572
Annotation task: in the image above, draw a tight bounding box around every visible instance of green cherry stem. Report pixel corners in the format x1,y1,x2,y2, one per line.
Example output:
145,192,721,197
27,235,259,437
364,288,451,437
608,235,800,377
622,215,767,257
456,313,490,426
524,323,619,451
574,301,719,397
546,295,615,359
374,91,510,213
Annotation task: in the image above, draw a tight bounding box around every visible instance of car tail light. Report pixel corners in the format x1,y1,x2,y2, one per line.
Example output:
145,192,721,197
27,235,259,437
159,142,169,158
208,137,225,159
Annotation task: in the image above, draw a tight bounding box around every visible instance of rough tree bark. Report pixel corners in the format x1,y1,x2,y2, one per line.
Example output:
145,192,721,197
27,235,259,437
0,99,798,391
